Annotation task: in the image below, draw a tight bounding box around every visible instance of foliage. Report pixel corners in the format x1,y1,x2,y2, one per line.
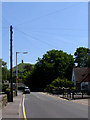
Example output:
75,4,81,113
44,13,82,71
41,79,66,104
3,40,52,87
6,88,11,93
0,59,10,83
13,63,34,73
74,47,90,67
12,63,34,83
70,87,76,91
50,77,74,88
23,49,74,91
22,71,32,85
44,77,74,92
0,59,10,92
0,59,7,83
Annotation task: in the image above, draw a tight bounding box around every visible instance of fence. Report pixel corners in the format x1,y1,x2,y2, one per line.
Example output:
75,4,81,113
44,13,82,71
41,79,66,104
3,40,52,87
62,90,90,100
49,88,90,100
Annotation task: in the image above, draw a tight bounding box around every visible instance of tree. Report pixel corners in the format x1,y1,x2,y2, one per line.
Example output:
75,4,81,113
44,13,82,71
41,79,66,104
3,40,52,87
74,47,90,67
24,64,33,72
24,49,74,91
38,49,74,80
0,59,7,83
12,63,34,83
0,59,10,92
49,77,74,88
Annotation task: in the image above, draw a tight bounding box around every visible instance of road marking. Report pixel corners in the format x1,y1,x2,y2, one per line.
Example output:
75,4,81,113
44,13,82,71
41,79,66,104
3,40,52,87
40,92,68,101
23,94,27,120
40,92,89,106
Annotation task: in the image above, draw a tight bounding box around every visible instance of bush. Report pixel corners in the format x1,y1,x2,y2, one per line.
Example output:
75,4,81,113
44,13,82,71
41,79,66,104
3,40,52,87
2,84,9,93
51,77,74,88
45,77,74,92
6,88,10,93
6,88,11,102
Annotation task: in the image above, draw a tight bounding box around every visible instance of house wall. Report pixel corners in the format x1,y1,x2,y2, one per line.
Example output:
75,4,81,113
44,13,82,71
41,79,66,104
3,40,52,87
72,69,76,86
87,83,90,94
80,74,90,91
81,82,89,90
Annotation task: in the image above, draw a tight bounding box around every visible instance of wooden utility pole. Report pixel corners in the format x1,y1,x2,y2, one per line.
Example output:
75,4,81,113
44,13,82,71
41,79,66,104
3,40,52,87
10,25,13,102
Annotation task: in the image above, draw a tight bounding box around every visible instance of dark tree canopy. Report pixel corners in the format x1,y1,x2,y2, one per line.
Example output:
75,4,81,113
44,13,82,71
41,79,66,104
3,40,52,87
0,59,8,82
74,47,90,67
23,49,74,91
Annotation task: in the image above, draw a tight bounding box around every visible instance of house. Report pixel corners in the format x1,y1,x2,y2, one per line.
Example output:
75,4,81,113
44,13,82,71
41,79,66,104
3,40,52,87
72,67,90,91
80,68,90,92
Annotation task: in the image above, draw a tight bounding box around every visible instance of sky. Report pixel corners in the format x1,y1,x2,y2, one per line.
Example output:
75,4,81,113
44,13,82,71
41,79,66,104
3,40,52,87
2,2,88,69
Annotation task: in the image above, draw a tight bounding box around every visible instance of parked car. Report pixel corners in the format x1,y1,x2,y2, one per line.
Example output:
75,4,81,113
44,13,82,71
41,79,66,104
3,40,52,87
24,86,29,89
23,88,30,94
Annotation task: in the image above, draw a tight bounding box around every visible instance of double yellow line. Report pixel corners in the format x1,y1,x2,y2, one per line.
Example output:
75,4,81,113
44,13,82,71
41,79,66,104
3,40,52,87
23,94,27,120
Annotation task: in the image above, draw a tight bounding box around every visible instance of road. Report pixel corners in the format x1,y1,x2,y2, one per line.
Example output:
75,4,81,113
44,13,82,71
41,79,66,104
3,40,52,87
23,92,88,119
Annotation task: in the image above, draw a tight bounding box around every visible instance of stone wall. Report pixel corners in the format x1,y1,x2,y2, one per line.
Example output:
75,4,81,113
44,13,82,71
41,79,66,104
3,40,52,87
0,94,7,110
0,91,17,110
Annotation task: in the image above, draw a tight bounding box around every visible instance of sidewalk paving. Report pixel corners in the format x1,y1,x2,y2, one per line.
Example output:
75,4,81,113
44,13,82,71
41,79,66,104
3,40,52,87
0,92,89,120
1,92,23,119
58,94,89,105
71,98,88,106
43,92,89,106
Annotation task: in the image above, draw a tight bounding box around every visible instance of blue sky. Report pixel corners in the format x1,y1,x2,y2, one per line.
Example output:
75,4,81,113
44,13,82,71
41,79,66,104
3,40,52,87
2,2,88,69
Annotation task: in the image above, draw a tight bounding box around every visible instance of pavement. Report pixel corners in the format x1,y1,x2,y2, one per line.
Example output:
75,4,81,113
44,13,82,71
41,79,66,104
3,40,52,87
42,92,89,106
0,91,89,119
1,91,23,119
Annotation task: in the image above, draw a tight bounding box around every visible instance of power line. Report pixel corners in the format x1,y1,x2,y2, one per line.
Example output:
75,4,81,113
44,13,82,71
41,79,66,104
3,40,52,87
14,27,80,49
14,2,82,27
14,26,88,31
14,27,58,48
14,25,87,44
28,27,88,31
14,29,46,52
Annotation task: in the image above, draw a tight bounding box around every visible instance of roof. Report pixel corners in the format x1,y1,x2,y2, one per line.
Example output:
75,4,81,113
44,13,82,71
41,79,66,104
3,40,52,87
80,68,90,83
19,85,25,88
73,67,88,83
18,83,26,87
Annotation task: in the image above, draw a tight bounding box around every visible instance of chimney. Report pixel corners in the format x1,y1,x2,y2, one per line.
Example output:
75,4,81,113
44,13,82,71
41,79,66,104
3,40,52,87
22,60,23,63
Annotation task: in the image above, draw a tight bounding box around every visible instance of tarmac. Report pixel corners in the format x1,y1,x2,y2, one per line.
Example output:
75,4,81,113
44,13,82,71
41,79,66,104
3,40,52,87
0,91,89,119
43,92,89,106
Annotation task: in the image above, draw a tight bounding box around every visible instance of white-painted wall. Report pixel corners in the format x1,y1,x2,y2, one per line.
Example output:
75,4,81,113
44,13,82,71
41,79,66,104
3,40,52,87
72,69,76,86
81,82,89,90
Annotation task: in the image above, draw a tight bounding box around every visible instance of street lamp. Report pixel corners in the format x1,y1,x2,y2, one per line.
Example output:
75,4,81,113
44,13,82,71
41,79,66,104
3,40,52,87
16,52,28,96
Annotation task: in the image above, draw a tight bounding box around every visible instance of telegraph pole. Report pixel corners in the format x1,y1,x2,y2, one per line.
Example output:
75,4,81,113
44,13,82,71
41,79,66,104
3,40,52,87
10,25,13,102
16,52,18,96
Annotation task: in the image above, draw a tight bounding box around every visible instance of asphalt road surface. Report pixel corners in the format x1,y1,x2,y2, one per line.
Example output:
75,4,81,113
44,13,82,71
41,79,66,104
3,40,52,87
24,92,88,118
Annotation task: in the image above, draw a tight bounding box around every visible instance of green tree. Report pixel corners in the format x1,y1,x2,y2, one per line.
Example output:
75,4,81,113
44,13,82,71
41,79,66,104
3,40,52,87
37,49,74,80
12,63,34,83
74,47,90,67
51,77,74,88
0,59,10,92
24,49,74,91
24,64,33,72
0,59,7,83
